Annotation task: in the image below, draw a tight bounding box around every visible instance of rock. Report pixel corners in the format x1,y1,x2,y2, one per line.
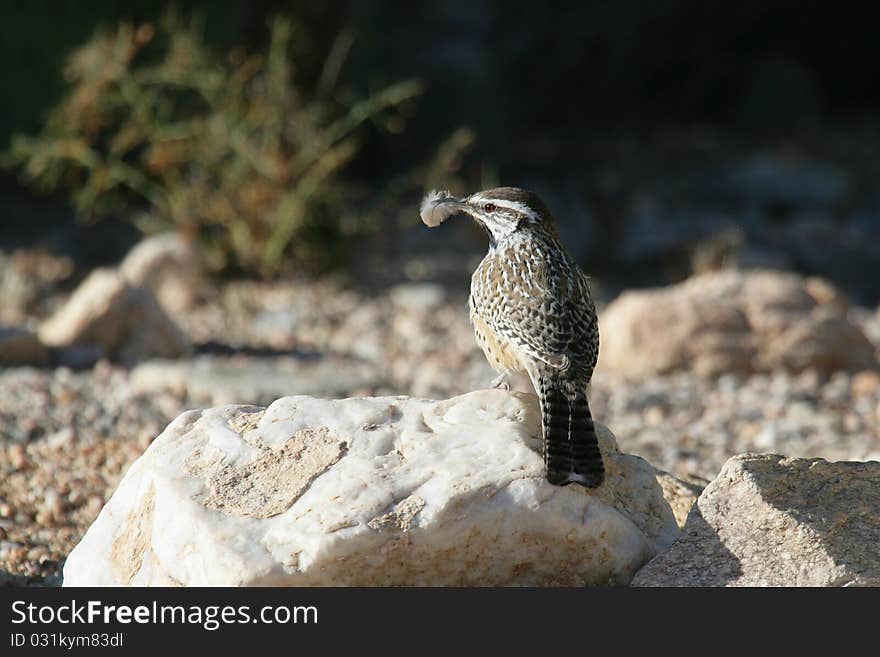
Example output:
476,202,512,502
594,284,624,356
851,371,880,398
654,471,707,529
598,269,876,379
26,232,201,366
62,390,679,586
119,233,203,314
130,356,386,406
803,276,848,311
760,308,867,374
38,269,190,365
632,454,880,586
0,327,49,367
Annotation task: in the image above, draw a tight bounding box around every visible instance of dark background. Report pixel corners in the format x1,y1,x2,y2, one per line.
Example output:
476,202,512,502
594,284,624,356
2,0,880,302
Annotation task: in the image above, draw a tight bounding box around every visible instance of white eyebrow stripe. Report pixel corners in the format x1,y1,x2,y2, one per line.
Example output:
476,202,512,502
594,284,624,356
470,195,538,220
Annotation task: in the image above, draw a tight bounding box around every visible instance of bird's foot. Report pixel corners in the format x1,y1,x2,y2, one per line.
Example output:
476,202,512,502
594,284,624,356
491,374,510,391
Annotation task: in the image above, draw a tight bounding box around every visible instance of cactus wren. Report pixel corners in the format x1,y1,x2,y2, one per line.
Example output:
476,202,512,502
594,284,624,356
420,187,604,487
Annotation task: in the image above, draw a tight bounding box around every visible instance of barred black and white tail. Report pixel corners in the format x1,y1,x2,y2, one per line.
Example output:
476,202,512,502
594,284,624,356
539,378,605,488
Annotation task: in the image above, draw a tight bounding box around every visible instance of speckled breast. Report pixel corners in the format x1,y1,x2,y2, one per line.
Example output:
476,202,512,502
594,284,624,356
469,305,526,376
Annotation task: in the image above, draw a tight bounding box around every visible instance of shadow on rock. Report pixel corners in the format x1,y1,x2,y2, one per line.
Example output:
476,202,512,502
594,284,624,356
631,503,743,587
632,453,880,586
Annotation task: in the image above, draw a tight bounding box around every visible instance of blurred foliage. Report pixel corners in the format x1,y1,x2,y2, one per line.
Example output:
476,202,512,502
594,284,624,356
3,13,470,275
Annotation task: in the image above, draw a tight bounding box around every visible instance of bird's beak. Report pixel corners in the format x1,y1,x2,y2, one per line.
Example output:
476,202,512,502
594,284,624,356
420,190,471,228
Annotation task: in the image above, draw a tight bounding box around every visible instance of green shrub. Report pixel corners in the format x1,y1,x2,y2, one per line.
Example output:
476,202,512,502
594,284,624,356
4,14,451,275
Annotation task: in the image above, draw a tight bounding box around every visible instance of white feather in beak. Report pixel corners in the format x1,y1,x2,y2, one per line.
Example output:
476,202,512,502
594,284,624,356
419,190,467,227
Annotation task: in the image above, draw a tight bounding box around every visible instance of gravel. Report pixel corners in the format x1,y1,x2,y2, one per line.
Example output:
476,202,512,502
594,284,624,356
590,368,880,480
1,277,878,586
0,363,189,585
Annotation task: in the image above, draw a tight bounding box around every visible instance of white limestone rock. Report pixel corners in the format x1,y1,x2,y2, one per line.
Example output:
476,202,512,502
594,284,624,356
119,233,203,314
62,390,679,587
38,268,190,365
633,454,880,586
598,269,877,379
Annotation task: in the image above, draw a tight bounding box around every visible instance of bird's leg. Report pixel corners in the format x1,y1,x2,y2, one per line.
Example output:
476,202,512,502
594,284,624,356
491,373,510,391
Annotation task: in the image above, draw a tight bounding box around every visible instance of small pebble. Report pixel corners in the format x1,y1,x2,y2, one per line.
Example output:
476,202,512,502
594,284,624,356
851,370,880,397
8,443,28,470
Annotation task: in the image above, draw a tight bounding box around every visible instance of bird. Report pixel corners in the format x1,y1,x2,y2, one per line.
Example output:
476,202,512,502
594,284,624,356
420,187,604,487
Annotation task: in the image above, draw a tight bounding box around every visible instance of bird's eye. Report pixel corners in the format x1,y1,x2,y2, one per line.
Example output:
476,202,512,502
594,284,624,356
484,203,496,213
